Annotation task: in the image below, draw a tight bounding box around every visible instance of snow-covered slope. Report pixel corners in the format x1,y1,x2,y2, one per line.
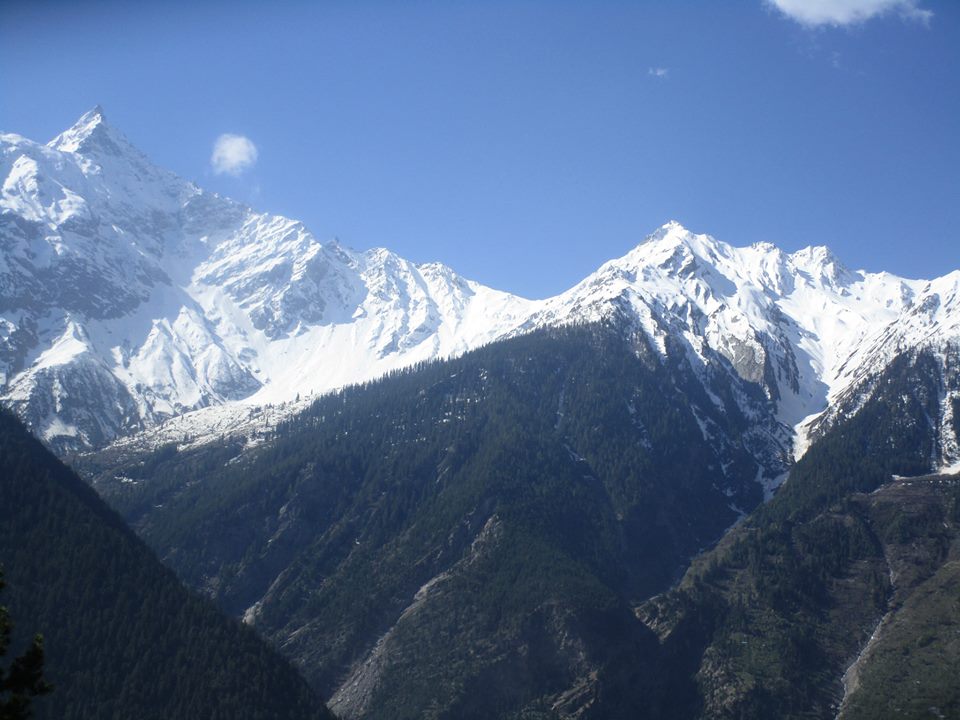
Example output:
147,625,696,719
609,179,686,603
532,224,960,470
0,108,534,451
528,224,926,446
2,108,958,474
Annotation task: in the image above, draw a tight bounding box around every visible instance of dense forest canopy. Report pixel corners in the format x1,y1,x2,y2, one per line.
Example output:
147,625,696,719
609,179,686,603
0,409,332,720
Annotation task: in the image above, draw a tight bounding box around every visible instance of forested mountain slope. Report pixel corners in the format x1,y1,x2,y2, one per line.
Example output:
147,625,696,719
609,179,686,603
3,97,958,720
639,347,960,719
0,409,333,720
81,327,960,719
83,322,779,719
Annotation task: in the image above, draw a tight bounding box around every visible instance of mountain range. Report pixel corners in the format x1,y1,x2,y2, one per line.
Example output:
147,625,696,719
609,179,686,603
78,316,960,719
3,108,960,719
3,108,959,477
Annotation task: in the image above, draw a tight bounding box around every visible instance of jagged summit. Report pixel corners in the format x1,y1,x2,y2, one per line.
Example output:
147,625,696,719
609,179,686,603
48,105,123,154
646,218,688,238
788,244,851,284
636,222,849,282
631,219,719,254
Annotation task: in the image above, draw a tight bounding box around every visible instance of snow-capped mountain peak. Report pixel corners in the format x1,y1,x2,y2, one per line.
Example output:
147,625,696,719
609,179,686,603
48,105,110,152
1,108,535,450
524,221,950,469
46,106,162,184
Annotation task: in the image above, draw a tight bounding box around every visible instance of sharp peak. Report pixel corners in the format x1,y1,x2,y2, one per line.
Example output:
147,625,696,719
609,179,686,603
637,221,729,253
53,105,108,137
48,105,132,155
602,221,723,275
86,104,107,121
648,219,693,239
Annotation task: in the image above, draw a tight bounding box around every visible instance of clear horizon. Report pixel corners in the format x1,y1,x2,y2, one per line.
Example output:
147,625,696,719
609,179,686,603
2,0,958,298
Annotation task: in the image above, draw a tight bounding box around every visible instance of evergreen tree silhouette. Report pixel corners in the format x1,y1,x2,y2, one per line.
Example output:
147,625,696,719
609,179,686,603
0,570,51,720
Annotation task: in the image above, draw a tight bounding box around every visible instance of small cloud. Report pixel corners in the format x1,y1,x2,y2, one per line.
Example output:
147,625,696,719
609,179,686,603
211,133,258,176
648,67,669,79
767,0,932,27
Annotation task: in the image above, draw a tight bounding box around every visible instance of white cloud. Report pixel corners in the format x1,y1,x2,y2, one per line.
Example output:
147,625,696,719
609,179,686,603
767,0,932,27
211,133,258,176
648,67,669,78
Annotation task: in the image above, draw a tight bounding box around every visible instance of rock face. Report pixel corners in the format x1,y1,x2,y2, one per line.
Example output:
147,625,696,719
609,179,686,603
633,345,960,720
2,108,959,472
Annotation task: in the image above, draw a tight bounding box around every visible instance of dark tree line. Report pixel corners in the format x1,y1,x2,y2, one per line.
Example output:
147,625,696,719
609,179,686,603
0,409,332,720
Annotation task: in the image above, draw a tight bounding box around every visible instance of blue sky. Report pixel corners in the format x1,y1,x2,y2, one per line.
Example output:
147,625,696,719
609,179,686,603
2,0,958,298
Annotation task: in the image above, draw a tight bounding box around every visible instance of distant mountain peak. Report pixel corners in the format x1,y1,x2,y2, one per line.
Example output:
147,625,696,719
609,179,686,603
47,105,134,158
791,244,840,265
644,219,693,243
789,244,852,285
660,218,688,232
619,222,729,273
750,239,780,253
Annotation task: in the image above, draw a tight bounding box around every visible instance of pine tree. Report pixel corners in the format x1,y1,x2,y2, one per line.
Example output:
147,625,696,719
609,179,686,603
0,570,51,720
